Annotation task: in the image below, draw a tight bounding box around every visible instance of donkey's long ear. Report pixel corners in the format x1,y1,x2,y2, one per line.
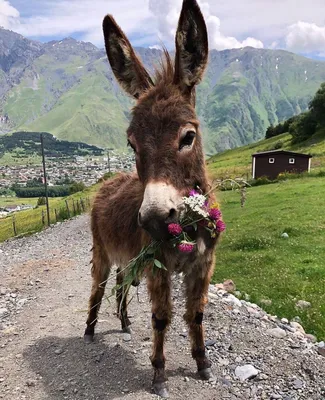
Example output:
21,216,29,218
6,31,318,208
103,15,153,99
174,0,208,95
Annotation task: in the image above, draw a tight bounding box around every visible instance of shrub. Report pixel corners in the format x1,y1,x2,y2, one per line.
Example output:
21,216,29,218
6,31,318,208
250,176,275,186
37,197,46,206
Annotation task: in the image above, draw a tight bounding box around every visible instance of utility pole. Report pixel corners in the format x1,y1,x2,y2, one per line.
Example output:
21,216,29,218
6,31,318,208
107,149,111,175
107,148,113,175
40,134,50,227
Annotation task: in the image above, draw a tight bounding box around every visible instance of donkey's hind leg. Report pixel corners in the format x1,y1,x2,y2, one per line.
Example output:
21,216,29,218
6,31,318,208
116,267,132,332
84,244,111,343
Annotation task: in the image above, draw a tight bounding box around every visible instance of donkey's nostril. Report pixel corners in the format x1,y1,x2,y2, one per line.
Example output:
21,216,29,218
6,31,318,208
165,208,177,223
168,208,177,219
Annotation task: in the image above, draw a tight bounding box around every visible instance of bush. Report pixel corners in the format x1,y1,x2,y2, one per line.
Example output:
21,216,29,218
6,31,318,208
69,181,86,194
37,197,46,206
271,141,283,150
250,176,275,186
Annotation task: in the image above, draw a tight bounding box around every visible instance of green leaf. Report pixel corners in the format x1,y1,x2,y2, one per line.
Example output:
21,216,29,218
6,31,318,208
193,222,198,231
154,259,167,270
145,246,156,255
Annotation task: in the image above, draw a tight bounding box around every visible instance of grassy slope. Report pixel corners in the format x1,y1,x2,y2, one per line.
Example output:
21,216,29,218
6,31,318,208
215,177,325,339
0,184,99,243
204,49,325,153
207,127,325,180
207,129,325,339
26,60,130,148
0,197,40,208
3,47,130,149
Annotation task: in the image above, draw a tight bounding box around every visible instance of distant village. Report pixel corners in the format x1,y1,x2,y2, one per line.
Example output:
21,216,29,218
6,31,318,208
0,152,135,217
0,152,135,188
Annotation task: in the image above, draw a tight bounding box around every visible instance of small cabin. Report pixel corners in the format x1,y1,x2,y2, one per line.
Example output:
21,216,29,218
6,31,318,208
252,150,312,180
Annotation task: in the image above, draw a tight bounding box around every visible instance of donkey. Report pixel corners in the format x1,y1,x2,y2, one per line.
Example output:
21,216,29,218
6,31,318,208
84,0,220,397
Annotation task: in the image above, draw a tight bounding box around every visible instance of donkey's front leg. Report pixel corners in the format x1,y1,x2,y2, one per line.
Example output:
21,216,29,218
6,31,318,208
184,263,214,380
147,269,172,399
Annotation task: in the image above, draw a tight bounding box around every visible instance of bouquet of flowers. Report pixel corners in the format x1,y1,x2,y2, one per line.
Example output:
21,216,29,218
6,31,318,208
109,188,226,299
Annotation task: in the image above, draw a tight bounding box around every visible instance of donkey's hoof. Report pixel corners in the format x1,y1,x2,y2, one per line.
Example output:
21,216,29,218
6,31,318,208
84,334,94,344
153,382,169,398
122,325,132,334
199,367,214,381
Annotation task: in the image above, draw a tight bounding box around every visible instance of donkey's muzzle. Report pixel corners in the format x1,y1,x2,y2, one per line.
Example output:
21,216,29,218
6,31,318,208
138,181,182,240
138,212,172,240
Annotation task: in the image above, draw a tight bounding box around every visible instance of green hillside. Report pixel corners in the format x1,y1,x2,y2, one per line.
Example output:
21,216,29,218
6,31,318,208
214,177,325,340
0,131,103,165
207,127,325,180
1,28,325,153
203,49,325,153
206,125,325,339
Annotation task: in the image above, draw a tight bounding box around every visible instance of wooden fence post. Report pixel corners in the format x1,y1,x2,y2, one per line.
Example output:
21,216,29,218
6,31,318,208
12,215,17,236
41,210,45,225
55,209,58,222
80,198,85,212
72,199,76,216
65,200,71,218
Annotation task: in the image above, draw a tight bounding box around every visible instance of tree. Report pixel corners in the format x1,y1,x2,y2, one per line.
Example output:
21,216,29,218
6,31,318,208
289,112,317,143
265,124,275,139
309,82,325,126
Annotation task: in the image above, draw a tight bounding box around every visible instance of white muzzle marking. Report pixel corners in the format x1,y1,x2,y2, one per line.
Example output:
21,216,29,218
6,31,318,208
139,181,182,223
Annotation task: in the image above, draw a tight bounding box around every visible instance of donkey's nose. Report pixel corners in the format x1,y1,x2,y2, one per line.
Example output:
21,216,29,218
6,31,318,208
139,181,182,239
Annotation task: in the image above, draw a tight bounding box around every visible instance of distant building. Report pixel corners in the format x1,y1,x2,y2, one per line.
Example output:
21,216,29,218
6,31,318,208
252,150,312,180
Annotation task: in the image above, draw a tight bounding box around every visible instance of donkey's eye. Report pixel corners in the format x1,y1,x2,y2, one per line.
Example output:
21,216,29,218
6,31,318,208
127,140,136,152
179,131,196,151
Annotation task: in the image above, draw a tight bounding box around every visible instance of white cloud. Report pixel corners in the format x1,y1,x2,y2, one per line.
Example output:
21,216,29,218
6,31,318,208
285,21,325,54
0,0,20,29
1,0,152,45
148,0,264,50
149,44,163,50
1,0,324,57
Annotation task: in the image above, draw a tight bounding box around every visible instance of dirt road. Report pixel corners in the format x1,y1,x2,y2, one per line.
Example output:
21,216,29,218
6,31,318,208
0,215,324,399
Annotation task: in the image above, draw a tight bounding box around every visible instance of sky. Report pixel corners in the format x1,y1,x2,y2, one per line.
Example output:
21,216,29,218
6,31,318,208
1,0,325,59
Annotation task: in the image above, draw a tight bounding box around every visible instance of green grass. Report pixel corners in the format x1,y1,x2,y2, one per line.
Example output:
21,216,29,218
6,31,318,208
0,197,40,208
214,177,325,340
0,184,99,243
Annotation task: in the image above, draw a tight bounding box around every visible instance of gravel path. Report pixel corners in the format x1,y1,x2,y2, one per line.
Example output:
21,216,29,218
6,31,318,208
0,215,324,400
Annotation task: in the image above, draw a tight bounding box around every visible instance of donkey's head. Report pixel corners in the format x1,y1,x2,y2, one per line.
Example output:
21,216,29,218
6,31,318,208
103,0,209,239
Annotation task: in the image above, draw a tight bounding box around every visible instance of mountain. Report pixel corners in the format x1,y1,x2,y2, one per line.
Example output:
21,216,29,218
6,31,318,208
202,48,325,153
1,27,325,153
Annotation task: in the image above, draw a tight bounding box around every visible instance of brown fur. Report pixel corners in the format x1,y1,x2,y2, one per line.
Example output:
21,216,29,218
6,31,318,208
85,0,220,395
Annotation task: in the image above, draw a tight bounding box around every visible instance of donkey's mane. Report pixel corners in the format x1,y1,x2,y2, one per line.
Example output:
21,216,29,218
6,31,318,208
153,49,175,86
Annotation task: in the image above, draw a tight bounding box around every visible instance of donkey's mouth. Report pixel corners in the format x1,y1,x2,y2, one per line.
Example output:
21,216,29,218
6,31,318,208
138,217,170,241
